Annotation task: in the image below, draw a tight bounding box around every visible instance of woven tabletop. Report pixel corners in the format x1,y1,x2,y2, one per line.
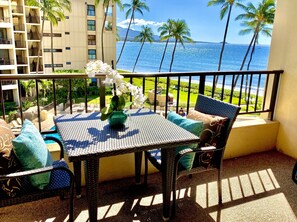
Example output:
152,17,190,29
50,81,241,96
54,109,199,162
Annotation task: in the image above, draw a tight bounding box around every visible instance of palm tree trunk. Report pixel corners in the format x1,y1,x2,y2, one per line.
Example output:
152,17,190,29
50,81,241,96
116,11,134,65
218,4,232,71
159,39,169,72
50,22,54,73
132,41,144,72
36,18,45,74
232,32,256,89
247,32,258,70
101,1,110,62
169,39,178,72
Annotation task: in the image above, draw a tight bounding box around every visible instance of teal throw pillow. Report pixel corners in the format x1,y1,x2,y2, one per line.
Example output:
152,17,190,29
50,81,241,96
12,119,53,190
167,111,203,170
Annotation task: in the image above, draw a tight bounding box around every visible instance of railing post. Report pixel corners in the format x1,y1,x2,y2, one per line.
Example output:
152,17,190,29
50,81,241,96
99,78,105,111
199,75,206,94
268,72,281,120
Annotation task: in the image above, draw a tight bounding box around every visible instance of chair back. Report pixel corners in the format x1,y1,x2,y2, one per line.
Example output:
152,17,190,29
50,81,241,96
194,94,241,148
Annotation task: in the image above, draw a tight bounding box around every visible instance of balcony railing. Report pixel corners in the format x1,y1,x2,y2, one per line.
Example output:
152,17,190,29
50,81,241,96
0,38,12,44
27,32,40,40
0,70,283,132
13,24,25,31
26,16,40,23
0,59,14,65
11,6,24,14
15,40,26,48
0,17,10,23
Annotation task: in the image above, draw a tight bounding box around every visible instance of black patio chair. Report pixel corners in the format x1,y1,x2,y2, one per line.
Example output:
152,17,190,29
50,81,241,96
0,134,74,222
144,94,241,215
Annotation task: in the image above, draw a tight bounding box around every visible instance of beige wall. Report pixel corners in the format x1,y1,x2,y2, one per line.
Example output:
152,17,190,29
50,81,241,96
268,0,297,158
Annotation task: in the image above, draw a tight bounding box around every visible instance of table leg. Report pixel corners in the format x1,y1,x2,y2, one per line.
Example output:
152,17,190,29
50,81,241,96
73,161,82,198
161,147,175,221
84,158,99,222
134,151,143,184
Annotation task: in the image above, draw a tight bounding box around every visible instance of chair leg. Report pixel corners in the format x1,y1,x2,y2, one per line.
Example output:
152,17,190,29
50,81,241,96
69,189,74,222
73,161,82,198
144,152,148,186
172,179,177,217
218,169,222,204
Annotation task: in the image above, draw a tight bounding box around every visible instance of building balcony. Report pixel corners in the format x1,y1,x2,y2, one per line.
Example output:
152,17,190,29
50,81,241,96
0,70,295,221
11,6,24,14
0,38,12,44
26,16,40,24
0,17,10,23
0,58,14,65
27,31,40,40
15,40,26,48
13,24,25,31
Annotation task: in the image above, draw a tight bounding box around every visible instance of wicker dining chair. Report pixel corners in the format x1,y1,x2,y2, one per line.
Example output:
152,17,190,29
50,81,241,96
0,132,75,222
144,94,241,215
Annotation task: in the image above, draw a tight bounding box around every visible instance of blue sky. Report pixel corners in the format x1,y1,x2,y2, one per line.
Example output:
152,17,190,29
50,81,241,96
116,0,273,45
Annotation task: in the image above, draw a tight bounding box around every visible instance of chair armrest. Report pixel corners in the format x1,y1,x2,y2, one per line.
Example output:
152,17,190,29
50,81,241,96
42,134,64,159
0,163,72,181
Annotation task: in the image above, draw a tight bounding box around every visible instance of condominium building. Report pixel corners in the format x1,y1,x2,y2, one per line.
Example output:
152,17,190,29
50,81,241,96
0,0,117,103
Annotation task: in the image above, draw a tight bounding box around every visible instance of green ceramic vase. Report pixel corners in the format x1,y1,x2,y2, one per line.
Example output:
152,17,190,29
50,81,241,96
108,111,128,128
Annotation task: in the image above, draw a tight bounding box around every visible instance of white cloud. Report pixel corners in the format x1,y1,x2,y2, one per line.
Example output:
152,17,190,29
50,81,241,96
117,18,164,29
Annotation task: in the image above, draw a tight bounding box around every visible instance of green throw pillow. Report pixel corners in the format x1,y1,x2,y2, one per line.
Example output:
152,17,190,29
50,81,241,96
12,119,53,190
167,111,203,170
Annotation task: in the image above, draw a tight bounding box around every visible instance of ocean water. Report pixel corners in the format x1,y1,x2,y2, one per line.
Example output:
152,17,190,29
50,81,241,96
116,41,270,92
116,41,270,73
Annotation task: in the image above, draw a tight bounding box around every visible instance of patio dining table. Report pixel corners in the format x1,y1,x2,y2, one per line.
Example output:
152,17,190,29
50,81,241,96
54,109,199,221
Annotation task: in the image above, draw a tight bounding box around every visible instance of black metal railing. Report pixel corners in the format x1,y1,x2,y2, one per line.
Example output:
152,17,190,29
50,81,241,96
26,16,40,23
13,24,25,31
0,17,10,23
0,59,14,65
0,38,12,44
12,6,24,14
0,70,283,132
15,40,26,48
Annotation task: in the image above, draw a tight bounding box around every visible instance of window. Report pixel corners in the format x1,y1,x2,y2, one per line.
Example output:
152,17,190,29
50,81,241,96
88,49,96,60
66,47,71,50
66,16,69,19
66,62,71,65
65,32,70,35
87,20,96,31
88,35,96,45
45,64,63,68
43,33,62,37
44,49,62,52
87,5,95,16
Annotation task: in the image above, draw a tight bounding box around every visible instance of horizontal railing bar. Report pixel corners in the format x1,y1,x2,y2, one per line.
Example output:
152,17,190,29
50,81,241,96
0,70,283,80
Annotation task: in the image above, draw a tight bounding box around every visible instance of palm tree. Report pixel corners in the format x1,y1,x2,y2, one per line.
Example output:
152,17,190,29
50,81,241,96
232,0,275,89
236,0,275,71
169,19,193,72
132,26,154,72
116,0,149,65
158,19,174,72
207,0,239,71
95,0,122,62
27,0,71,73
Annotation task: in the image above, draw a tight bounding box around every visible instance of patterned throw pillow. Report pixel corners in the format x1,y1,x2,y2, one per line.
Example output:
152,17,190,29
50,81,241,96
187,109,228,168
0,119,23,197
